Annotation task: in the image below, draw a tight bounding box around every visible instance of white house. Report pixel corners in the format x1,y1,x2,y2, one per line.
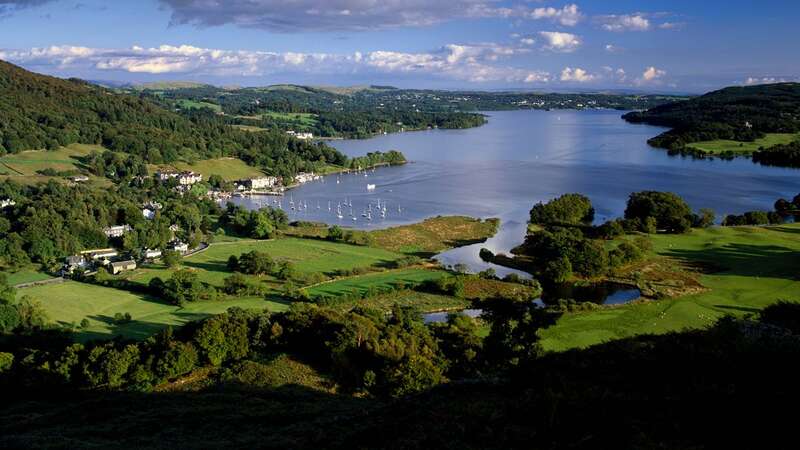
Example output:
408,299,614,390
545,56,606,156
178,171,203,185
70,175,89,183
242,176,279,190
169,241,189,254
82,249,119,260
157,170,203,185
142,208,156,220
0,198,16,209
144,249,162,259
286,131,314,140
295,172,319,184
110,260,137,275
103,225,132,238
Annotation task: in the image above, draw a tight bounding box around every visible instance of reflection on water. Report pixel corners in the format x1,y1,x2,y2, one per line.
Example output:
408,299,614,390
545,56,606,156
422,282,642,324
229,109,800,273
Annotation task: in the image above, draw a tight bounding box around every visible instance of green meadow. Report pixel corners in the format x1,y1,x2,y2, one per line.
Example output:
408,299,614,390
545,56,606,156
306,268,447,298
176,99,222,112
686,133,799,154
0,144,103,175
127,238,405,288
19,281,288,342
540,223,800,351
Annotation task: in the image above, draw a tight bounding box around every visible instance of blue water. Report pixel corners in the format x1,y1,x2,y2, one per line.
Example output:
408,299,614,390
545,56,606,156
230,109,800,274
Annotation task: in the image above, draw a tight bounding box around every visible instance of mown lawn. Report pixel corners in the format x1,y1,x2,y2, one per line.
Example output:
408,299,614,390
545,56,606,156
306,268,447,298
540,223,800,351
18,281,288,342
686,133,799,154
128,238,404,288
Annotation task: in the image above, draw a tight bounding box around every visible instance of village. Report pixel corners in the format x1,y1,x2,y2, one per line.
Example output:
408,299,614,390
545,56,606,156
56,168,322,277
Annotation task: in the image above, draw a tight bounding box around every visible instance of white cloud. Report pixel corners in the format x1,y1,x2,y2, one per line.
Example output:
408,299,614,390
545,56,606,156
560,67,595,83
520,38,536,46
743,76,796,85
539,31,582,53
597,14,651,32
156,0,581,33
1,43,551,85
658,21,685,30
527,4,582,26
604,44,620,53
635,66,666,85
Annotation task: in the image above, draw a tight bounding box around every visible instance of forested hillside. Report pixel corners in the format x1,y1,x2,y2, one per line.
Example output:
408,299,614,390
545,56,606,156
0,60,346,177
623,83,800,164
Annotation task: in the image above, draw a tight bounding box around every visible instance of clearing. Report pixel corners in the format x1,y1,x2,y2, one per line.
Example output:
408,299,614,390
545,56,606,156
686,133,799,154
150,157,265,181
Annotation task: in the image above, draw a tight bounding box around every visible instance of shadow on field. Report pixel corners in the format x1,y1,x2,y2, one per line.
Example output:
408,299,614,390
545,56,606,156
663,242,800,279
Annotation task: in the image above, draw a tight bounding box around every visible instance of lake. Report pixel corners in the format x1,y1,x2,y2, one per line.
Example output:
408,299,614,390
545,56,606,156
230,109,800,274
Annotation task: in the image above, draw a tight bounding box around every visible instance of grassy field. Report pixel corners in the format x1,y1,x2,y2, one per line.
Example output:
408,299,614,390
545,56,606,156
306,268,447,298
0,144,102,176
150,157,265,181
260,111,318,126
127,238,405,288
540,223,800,351
320,289,469,314
370,216,499,256
686,133,799,154
176,99,222,112
1,268,52,286
18,281,288,341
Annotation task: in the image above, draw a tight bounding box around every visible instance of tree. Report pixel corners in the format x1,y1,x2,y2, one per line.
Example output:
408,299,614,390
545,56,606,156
162,250,182,268
530,193,595,226
624,191,693,234
164,270,203,305
0,274,15,305
543,256,572,283
237,250,274,275
327,225,344,241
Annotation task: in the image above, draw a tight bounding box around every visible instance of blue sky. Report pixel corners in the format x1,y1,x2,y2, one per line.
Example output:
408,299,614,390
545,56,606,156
0,0,798,92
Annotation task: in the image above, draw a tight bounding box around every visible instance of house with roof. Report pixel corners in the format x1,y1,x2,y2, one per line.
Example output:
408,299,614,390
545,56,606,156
110,260,137,275
103,225,132,238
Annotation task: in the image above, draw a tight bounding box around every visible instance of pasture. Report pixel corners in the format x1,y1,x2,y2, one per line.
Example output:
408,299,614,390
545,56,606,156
0,144,103,178
151,157,266,181
306,268,447,298
19,281,288,341
686,133,799,154
127,238,405,288
540,223,800,351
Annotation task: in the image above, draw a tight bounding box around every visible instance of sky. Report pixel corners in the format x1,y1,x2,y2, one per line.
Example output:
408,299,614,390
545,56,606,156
0,0,798,93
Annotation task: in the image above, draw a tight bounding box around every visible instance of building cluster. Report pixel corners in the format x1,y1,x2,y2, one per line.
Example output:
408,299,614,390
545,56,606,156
0,198,16,209
294,172,320,184
286,130,314,140
103,225,133,238
237,176,280,191
156,170,203,186
61,239,192,276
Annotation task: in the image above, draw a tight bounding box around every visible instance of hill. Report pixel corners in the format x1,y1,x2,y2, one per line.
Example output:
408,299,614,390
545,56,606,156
623,82,800,164
0,60,347,177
